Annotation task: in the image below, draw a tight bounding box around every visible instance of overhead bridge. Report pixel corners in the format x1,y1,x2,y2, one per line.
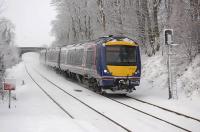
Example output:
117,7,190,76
18,47,45,57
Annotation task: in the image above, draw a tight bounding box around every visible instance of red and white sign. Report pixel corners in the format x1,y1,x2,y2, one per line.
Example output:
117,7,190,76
3,79,16,90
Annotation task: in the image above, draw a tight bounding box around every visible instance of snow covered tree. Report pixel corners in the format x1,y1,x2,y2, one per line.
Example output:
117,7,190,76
51,0,199,58
190,0,200,54
0,18,19,92
135,0,162,56
51,0,139,46
164,0,200,62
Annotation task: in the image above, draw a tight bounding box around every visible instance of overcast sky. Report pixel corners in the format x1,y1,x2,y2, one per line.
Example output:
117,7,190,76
2,0,56,47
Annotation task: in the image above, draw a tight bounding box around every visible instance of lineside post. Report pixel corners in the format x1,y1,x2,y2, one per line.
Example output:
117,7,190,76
164,29,173,99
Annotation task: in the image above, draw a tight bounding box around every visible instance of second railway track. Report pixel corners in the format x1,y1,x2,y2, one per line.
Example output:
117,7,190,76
125,95,200,123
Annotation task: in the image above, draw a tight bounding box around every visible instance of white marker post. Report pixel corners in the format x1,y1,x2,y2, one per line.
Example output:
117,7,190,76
3,79,16,108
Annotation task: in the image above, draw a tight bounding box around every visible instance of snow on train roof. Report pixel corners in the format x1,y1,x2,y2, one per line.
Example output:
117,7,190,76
58,35,138,49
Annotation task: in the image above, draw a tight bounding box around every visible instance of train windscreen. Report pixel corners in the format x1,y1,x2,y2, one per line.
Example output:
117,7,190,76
106,46,136,66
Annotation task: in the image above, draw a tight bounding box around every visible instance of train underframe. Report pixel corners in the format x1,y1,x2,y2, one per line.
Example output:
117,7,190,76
51,67,138,94
81,76,138,94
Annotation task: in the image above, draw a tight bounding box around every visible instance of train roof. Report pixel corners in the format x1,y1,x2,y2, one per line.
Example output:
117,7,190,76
71,35,135,44
53,35,139,49
95,35,136,44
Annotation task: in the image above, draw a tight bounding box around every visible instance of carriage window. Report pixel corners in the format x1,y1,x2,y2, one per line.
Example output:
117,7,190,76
75,49,84,66
67,49,84,66
60,51,65,64
67,50,73,65
86,48,95,68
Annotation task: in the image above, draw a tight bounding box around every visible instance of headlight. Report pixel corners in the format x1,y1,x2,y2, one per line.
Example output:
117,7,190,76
104,69,108,73
135,69,140,74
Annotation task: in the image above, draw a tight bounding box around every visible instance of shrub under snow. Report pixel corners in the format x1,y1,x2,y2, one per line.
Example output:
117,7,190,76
178,55,200,97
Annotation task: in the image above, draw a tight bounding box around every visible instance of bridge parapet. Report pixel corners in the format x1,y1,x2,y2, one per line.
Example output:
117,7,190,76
17,47,45,57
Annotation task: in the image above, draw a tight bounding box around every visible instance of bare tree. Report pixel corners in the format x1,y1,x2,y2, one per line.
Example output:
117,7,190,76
190,0,200,54
51,0,199,58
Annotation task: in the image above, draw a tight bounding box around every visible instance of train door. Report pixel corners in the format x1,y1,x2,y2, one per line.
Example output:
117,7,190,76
84,44,97,77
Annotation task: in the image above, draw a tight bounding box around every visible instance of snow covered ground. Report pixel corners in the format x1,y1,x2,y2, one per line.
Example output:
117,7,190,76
0,53,97,132
133,53,200,119
0,52,200,132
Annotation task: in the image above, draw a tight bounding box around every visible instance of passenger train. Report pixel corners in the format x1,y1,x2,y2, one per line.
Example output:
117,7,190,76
40,35,141,94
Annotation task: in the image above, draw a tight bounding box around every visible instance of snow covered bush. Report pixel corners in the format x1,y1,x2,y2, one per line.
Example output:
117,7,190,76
141,54,168,90
178,55,200,97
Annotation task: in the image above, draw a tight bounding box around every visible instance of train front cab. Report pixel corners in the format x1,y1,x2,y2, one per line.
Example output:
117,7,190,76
98,39,141,94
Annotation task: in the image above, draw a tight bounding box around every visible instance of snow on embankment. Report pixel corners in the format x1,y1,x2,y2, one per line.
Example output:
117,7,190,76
136,53,200,99
141,55,168,89
135,54,169,99
178,55,200,97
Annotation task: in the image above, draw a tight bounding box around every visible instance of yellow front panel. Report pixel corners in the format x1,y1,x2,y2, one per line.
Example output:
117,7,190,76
107,65,137,76
105,41,138,46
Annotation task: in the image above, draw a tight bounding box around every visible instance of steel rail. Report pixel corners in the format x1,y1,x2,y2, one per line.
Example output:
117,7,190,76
125,95,200,123
106,96,191,132
25,65,74,119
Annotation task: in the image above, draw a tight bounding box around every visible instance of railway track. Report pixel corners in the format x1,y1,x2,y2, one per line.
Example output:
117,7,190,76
25,65,132,132
105,94,200,123
125,95,200,123
25,65,74,119
30,65,199,132
106,96,194,132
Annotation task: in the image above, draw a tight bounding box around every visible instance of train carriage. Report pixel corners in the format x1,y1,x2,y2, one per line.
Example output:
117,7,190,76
40,49,47,65
40,35,141,94
46,47,60,68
